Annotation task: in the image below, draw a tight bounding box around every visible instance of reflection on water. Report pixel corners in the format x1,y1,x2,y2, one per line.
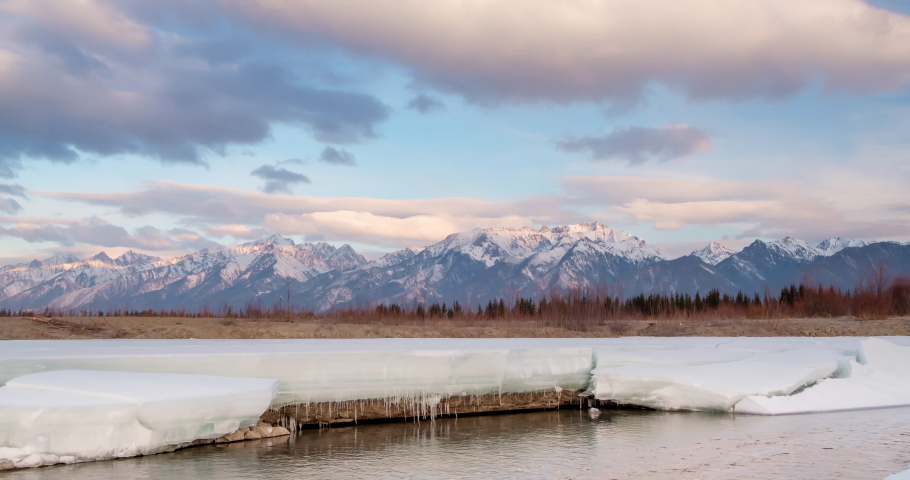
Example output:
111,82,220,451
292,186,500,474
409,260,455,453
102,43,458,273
4,407,910,479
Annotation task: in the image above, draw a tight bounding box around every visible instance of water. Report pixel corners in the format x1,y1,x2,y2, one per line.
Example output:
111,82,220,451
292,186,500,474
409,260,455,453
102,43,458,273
4,407,910,479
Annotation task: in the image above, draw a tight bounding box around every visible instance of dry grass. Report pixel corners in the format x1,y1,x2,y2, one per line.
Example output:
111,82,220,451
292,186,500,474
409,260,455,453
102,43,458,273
4,274,910,336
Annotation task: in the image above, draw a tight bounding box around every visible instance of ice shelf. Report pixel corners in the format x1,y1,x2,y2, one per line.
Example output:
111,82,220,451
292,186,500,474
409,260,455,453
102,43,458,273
0,337,908,421
0,370,278,468
735,338,910,414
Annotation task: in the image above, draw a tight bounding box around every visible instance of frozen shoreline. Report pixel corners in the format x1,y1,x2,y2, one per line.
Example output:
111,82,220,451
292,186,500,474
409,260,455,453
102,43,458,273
2,337,910,470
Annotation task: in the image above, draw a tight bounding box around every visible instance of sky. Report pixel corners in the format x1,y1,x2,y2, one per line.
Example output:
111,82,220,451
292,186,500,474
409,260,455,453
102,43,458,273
2,0,910,264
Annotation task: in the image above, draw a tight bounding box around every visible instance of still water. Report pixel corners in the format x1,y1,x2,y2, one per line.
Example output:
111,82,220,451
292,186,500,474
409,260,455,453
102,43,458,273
4,407,910,479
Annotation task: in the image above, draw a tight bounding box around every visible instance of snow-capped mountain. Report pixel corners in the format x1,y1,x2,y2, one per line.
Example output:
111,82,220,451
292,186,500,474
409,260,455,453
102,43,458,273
0,251,162,304
767,237,822,263
421,222,664,266
711,236,882,294
0,224,905,312
816,237,868,256
690,236,868,269
691,242,736,265
257,222,666,311
0,237,366,311
372,247,426,268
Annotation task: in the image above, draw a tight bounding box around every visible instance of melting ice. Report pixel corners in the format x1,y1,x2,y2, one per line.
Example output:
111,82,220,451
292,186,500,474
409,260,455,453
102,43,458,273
0,370,277,468
1,337,910,469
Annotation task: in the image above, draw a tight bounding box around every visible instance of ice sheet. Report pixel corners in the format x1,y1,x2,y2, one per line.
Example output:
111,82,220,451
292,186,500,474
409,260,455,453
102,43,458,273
0,339,610,406
0,370,278,468
0,337,907,414
589,340,858,411
735,338,910,415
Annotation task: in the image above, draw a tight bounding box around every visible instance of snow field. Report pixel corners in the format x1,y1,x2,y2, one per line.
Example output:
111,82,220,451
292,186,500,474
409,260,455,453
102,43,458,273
0,370,278,468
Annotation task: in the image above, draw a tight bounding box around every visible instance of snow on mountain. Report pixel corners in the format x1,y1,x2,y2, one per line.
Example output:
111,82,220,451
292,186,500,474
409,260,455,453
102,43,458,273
276,222,666,311
691,242,736,265
372,247,425,268
114,251,161,267
0,225,903,312
816,237,868,256
40,253,82,266
425,222,664,267
767,237,823,263
0,236,366,311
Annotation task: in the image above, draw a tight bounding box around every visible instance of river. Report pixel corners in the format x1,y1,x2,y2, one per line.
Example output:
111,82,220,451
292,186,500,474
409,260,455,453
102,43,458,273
4,407,910,479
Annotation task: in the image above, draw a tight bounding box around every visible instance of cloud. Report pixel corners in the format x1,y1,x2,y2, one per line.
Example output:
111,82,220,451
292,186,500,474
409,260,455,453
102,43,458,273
0,183,27,198
46,180,574,247
406,94,446,114
223,0,910,105
318,146,356,166
3,0,907,181
250,165,311,194
42,174,910,248
263,211,534,246
0,0,389,177
47,180,569,223
0,182,26,213
0,216,217,251
203,224,270,239
555,125,711,164
0,198,22,214
561,176,910,240
278,158,308,166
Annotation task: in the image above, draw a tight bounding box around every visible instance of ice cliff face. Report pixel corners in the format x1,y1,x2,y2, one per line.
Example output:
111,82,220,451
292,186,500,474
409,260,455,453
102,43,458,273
0,225,899,312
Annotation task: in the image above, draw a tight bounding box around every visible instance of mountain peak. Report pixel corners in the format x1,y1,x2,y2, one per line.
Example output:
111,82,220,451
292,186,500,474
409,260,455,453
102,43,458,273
246,234,295,247
428,221,662,267
817,237,867,256
41,253,81,266
89,251,113,263
768,237,820,263
113,250,160,266
327,244,368,270
691,241,735,265
372,247,425,268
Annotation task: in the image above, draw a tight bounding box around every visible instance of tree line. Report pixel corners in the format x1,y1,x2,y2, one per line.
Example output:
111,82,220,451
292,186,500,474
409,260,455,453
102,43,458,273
3,274,909,324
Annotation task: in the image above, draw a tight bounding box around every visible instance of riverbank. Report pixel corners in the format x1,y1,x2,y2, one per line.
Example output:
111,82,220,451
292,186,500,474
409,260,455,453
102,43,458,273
261,389,586,431
2,315,910,340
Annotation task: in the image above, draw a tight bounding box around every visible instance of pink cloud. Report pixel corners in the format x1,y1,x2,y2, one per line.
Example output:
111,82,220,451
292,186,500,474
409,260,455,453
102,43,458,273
226,0,910,103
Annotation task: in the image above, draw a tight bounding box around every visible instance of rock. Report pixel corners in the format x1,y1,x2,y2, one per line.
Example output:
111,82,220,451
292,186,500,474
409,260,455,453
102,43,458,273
211,424,291,444
0,460,14,470
215,430,247,444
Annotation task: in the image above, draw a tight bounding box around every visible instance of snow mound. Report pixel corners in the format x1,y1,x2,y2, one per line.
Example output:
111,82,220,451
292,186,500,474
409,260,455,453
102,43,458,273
0,370,278,468
590,340,859,411
735,338,910,414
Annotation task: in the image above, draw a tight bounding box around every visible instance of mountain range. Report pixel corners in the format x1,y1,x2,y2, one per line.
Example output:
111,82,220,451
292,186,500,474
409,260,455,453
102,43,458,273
0,222,906,312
